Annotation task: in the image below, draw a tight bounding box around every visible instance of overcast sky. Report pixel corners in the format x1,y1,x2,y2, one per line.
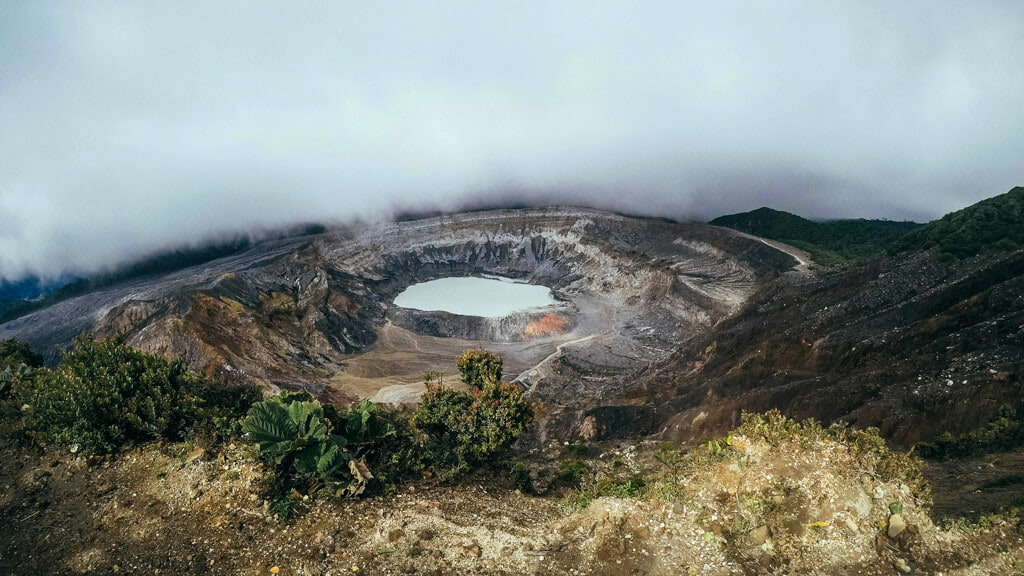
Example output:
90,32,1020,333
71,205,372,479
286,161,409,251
1,1,1022,281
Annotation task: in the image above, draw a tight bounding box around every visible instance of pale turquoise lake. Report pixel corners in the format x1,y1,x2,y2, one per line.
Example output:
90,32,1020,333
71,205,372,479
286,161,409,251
394,277,554,317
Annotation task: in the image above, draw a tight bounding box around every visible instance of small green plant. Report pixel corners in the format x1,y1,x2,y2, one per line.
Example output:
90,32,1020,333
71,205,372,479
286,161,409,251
558,458,588,485
0,363,32,399
0,338,43,400
422,370,444,387
243,391,371,497
455,349,502,387
559,476,645,513
942,507,1021,533
510,461,534,493
655,440,682,465
736,410,827,447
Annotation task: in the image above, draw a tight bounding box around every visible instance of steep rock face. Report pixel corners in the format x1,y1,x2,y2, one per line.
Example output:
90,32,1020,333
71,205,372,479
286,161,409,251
0,207,795,432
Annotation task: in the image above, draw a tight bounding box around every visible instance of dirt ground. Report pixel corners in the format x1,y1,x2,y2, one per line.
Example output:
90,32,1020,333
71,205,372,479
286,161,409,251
329,321,578,403
923,450,1024,521
2,429,1022,576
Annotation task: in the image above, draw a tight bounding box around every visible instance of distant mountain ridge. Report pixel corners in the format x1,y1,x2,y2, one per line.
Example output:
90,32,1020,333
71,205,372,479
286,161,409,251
898,186,1024,258
0,275,77,301
710,186,1024,265
709,207,920,265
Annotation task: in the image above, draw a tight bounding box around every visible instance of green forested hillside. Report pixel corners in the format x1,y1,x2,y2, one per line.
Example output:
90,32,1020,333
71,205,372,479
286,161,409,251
898,186,1024,258
711,187,1024,265
709,207,920,265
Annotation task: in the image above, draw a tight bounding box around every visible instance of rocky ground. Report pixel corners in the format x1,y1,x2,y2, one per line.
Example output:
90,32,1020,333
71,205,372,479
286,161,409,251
0,208,795,443
2,421,1021,576
645,248,1024,448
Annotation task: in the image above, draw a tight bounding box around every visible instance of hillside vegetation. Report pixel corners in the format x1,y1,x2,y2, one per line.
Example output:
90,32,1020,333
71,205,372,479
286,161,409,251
709,208,919,265
898,186,1024,258
710,186,1024,265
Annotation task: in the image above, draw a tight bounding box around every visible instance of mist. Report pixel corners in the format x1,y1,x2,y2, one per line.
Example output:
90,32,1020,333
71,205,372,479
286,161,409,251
1,1,1022,282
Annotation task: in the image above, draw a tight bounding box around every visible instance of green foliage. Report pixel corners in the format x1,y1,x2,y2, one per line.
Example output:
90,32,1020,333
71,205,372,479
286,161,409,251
0,339,43,399
342,398,394,445
0,363,32,400
12,336,254,454
738,411,930,497
412,354,532,479
422,370,444,387
455,349,503,387
245,392,420,503
736,410,829,448
654,440,683,466
943,507,1021,533
0,338,44,368
243,391,349,478
710,207,921,266
559,476,645,513
510,460,534,493
339,398,420,491
898,187,1024,258
244,391,375,498
916,404,1024,459
558,458,588,485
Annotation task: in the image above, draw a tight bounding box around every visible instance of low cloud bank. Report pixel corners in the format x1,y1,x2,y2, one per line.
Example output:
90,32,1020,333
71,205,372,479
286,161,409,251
1,1,1021,281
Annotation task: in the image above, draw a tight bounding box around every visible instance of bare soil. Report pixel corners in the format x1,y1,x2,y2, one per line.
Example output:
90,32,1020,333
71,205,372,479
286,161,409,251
3,430,1021,576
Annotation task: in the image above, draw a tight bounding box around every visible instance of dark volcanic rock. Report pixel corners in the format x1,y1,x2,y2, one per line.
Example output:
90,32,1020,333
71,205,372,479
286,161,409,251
647,249,1024,447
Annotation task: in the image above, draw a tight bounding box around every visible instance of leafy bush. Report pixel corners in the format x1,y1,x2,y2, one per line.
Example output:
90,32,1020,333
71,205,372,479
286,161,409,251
12,336,256,453
0,363,32,399
456,349,503,387
244,393,418,501
413,351,532,479
244,392,350,478
0,339,43,399
0,338,44,369
339,398,420,490
510,460,535,493
558,458,589,485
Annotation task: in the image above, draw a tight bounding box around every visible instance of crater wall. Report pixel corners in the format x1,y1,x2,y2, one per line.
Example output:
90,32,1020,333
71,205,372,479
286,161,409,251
0,207,799,440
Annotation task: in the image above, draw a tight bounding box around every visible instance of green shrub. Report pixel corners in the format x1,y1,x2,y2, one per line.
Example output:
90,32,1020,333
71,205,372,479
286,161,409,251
0,338,43,400
558,458,588,485
917,405,1024,459
412,353,533,479
510,460,534,493
338,398,421,492
0,363,32,399
0,338,44,369
559,477,645,513
422,369,444,387
244,392,418,500
455,349,503,387
244,391,373,497
13,336,253,453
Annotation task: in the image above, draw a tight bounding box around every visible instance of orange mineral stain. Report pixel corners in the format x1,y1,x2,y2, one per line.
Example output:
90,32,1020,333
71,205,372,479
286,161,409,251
523,314,568,338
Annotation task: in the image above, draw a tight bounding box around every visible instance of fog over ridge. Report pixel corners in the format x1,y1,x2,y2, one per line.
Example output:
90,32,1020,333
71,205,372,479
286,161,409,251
1,1,1022,282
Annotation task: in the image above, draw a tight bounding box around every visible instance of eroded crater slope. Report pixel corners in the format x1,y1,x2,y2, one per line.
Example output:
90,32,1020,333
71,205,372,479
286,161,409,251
0,207,795,434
